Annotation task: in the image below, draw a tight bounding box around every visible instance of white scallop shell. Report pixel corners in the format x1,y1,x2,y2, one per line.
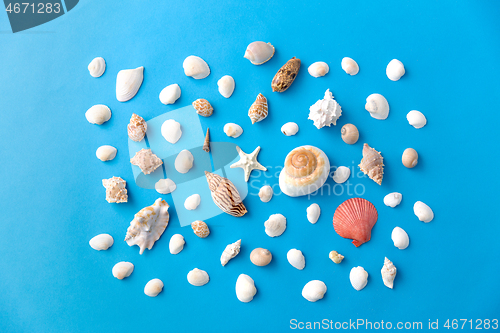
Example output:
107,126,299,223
287,249,305,270
386,59,405,81
112,262,134,280
306,203,320,224
187,268,209,286
281,122,299,136
244,41,275,65
155,178,176,194
183,55,210,79
308,89,342,128
88,57,106,77
365,94,389,120
220,239,241,266
381,257,397,289
144,278,163,297
184,194,200,210
89,234,114,251
217,75,235,98
161,119,182,144
169,234,185,254
341,57,359,75
308,62,329,78
302,280,327,302
235,274,257,302
223,123,243,138
414,201,434,222
159,84,181,105
391,226,409,250
407,110,427,129
85,105,111,125
175,150,194,174
350,266,368,291
384,192,402,208
96,145,117,161
116,66,144,102
264,214,286,237
332,166,351,184
258,185,273,203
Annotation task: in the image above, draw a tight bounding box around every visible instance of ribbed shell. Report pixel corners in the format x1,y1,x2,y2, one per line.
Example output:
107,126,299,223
271,57,301,92
193,99,213,117
203,128,210,152
127,113,147,142
248,93,268,124
359,143,384,185
191,220,210,238
205,171,247,217
333,198,378,247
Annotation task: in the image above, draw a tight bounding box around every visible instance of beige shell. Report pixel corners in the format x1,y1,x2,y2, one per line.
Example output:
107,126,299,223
244,41,275,65
248,93,268,124
112,262,134,280
224,123,243,138
205,171,247,217
191,220,210,238
102,176,128,203
130,148,163,175
359,143,384,185
329,250,344,264
381,257,397,289
96,145,117,162
187,268,209,286
220,239,241,266
183,55,210,79
341,124,359,145
258,185,273,203
88,57,106,77
250,248,272,266
193,99,213,117
89,234,114,251
272,57,301,92
85,105,111,125
341,57,359,75
203,128,210,152
127,113,147,142
402,148,418,168
144,278,163,297
307,61,329,77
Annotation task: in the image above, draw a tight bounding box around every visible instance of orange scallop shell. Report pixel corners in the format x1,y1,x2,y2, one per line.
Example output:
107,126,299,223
333,198,378,247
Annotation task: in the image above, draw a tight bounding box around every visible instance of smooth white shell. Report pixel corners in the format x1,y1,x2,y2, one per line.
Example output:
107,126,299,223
407,110,427,129
386,59,405,81
161,119,182,144
384,192,402,208
223,123,243,138
187,268,209,286
365,94,389,120
155,178,176,194
391,227,409,250
414,201,434,223
332,166,351,184
350,266,368,291
235,274,257,302
175,150,194,174
96,145,117,161
287,249,305,270
144,278,163,297
381,257,397,289
183,55,210,79
341,57,359,75
116,66,144,102
308,62,329,78
159,84,181,105
169,234,185,254
85,105,111,125
112,262,134,280
89,234,114,251
264,214,286,237
244,41,275,65
184,194,200,210
306,203,320,224
281,122,299,136
88,57,106,77
302,280,327,302
217,75,235,98
258,185,273,203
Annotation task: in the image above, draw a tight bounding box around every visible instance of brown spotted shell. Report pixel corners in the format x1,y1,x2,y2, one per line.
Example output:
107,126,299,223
248,93,268,124
359,143,384,185
205,171,247,217
127,114,147,142
193,99,213,117
271,57,301,92
191,220,210,238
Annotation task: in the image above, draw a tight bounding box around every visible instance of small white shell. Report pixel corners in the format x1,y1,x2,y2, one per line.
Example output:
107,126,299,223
386,59,405,81
281,122,299,136
223,123,243,138
287,249,305,270
235,274,257,302
187,268,209,286
407,110,427,129
302,280,327,302
96,145,117,161
161,119,182,144
169,234,185,254
414,201,434,223
184,194,200,210
381,257,397,289
332,166,351,184
89,234,113,251
220,239,241,266
244,41,275,65
306,203,320,224
159,84,181,105
384,192,402,208
258,185,273,203
217,75,235,98
116,66,144,102
391,226,409,250
88,57,106,77
144,278,163,297
155,178,176,194
341,57,359,75
183,55,210,79
308,62,329,78
365,94,389,120
112,262,134,280
85,105,111,125
264,214,286,237
175,150,194,174
350,266,368,291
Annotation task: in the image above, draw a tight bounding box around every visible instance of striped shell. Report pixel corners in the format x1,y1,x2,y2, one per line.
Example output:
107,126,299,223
205,171,247,217
248,93,268,124
127,113,147,142
359,143,384,185
193,99,213,117
191,220,210,238
333,198,378,247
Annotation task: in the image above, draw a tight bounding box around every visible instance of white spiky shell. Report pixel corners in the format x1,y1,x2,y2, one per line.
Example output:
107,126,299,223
88,57,106,77
187,268,209,286
308,89,342,128
381,257,397,289
116,66,144,102
127,113,147,142
183,55,210,79
130,149,163,175
220,239,241,266
264,214,286,237
350,266,368,291
102,176,128,203
302,280,327,302
235,274,257,302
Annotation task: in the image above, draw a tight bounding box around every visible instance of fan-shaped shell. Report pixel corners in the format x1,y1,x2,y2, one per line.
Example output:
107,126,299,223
116,66,144,102
187,268,209,286
85,105,111,125
264,214,286,237
205,171,247,217
359,143,384,185
248,93,268,124
127,113,147,142
333,198,378,247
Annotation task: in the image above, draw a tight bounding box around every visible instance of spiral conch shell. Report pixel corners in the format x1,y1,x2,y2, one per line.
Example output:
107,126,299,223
205,171,247,217
116,66,144,102
127,113,147,142
88,57,106,77
220,239,241,266
381,257,397,289
279,145,330,197
244,41,275,65
248,93,268,124
359,143,384,185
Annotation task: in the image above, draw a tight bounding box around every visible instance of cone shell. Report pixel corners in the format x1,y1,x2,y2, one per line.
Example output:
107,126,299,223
359,143,384,185
193,99,213,117
116,66,144,102
205,171,247,217
203,128,210,152
248,93,268,124
127,113,147,142
333,198,378,247
271,57,301,92
191,220,210,238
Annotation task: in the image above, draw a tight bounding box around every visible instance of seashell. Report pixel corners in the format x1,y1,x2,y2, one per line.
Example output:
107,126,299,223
386,59,405,81
155,178,176,194
125,198,170,254
220,239,241,266
341,123,359,145
184,194,200,210
102,176,128,203
205,171,247,217
332,166,351,184
407,110,427,129
306,203,321,224
279,145,330,197
112,262,134,280
161,119,182,144
230,146,267,182
130,148,163,175
391,226,409,250
85,105,111,125
384,192,402,208
191,220,210,238
187,268,209,286
96,145,117,161
402,148,419,168
203,128,210,152
183,55,210,79
175,150,194,174
89,234,113,251
308,62,329,78
341,57,359,75
169,234,185,254
248,93,268,124
144,278,163,297
235,274,257,303
116,66,144,102
127,113,147,142
302,280,327,302
287,249,305,270
224,123,243,138
381,257,397,289
308,89,342,129
258,185,273,203
244,41,275,65
414,201,434,223
329,251,344,264
88,57,106,77
272,57,301,92
365,94,389,120
264,214,286,237
217,75,235,98
350,266,368,291
250,248,272,266
281,122,299,136
159,84,181,105
359,143,384,185
333,198,378,247
192,98,213,117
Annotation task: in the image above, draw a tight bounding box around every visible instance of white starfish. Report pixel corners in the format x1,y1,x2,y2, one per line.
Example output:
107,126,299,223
230,146,267,182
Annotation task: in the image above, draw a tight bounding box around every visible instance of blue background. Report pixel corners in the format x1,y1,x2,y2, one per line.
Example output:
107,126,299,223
1,1,499,332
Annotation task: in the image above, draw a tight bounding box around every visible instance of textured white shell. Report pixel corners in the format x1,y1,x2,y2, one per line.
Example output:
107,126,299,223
287,249,305,270
302,280,327,302
341,57,359,75
281,122,299,136
407,110,427,129
184,194,200,210
155,178,176,194
89,234,114,251
306,203,320,224
386,59,405,81
414,201,434,222
112,262,134,280
161,119,182,144
175,150,194,174
217,75,235,98
258,185,273,203
381,257,397,289
264,214,286,237
350,266,368,291
85,105,111,125
244,41,275,65
159,84,181,105
220,239,241,266
169,234,185,254
96,145,117,161
308,62,329,78
88,57,106,77
332,166,351,184
384,192,402,208
365,94,389,120
187,268,209,286
144,278,163,297
183,55,210,79
235,274,257,302
223,123,243,138
308,89,342,128
116,66,144,102
391,226,409,250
